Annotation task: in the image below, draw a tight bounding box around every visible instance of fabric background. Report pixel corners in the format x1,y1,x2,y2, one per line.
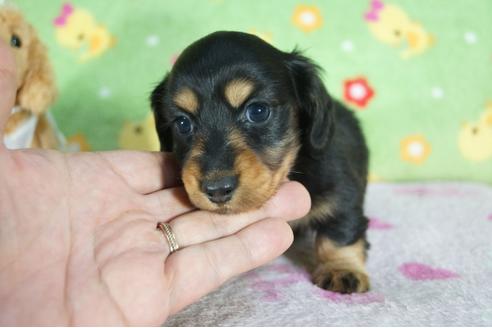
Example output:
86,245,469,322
12,0,492,183
166,182,492,326
5,2,492,326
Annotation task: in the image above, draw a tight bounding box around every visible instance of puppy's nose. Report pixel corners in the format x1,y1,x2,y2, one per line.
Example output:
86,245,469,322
202,176,238,204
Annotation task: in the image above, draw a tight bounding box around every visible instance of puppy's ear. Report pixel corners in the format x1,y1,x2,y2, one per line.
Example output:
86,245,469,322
150,75,173,152
285,51,334,153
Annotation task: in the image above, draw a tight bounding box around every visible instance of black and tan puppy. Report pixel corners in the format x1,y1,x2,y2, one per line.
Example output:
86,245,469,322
150,31,370,294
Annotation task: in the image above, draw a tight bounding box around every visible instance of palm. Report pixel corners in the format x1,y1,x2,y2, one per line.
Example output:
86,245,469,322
1,149,180,325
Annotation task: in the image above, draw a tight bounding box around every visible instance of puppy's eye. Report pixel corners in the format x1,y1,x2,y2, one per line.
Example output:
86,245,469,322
245,103,270,123
174,116,193,135
10,34,22,48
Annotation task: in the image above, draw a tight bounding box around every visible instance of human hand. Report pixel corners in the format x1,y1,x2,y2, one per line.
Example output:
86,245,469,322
0,40,311,325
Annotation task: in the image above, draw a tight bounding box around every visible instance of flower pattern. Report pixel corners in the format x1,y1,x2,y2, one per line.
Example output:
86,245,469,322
292,5,323,32
343,77,375,108
400,134,432,164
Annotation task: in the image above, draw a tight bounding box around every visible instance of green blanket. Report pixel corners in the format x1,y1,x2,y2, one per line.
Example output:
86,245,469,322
14,0,492,183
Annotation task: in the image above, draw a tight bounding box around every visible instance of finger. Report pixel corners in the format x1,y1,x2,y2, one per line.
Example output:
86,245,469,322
143,186,195,218
98,150,180,194
166,181,310,248
166,218,294,315
96,181,308,266
0,38,17,141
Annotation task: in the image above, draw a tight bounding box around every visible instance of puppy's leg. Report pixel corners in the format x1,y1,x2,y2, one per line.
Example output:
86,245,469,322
311,212,370,293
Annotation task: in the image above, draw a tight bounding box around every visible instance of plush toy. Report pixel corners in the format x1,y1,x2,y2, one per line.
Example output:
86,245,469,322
0,3,65,149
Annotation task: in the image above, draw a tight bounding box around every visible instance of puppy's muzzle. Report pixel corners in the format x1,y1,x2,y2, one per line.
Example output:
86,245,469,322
201,175,238,204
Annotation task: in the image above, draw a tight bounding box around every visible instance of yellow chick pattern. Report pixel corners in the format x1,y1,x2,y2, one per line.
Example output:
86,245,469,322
458,102,492,162
53,3,116,62
118,113,160,152
364,0,434,59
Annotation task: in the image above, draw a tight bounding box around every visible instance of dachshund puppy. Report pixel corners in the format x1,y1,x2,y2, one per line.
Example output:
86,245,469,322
151,31,370,294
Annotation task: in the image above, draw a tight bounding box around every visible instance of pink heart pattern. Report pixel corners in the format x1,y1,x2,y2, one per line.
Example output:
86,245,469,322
368,217,394,229
248,263,384,304
315,289,385,304
399,262,460,280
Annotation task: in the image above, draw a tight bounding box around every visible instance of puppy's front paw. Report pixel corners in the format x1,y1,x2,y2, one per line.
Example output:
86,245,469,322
312,267,370,294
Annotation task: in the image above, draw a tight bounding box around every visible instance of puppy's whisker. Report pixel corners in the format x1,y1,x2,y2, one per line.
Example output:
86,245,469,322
289,170,305,175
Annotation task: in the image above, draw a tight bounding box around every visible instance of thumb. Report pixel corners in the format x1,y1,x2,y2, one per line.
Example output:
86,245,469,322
0,38,17,141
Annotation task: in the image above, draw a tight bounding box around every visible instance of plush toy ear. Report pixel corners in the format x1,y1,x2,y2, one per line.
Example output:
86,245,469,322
285,51,334,153
17,25,57,115
150,75,174,152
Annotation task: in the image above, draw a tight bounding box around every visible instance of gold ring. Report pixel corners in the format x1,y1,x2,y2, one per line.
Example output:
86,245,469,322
156,222,180,253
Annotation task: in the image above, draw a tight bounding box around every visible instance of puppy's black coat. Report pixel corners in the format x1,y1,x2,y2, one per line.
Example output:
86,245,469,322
151,31,370,293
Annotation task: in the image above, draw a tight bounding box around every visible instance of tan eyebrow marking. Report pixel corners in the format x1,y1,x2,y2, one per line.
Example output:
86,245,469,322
224,79,255,108
173,87,198,114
